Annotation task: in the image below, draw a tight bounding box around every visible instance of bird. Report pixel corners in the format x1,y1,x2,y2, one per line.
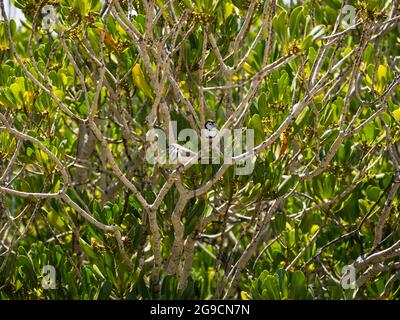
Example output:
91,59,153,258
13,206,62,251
202,120,224,164
167,143,198,166
204,120,218,139
157,121,221,168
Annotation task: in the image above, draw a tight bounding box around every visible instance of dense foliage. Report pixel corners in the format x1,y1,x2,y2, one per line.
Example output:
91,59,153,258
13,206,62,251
0,0,400,300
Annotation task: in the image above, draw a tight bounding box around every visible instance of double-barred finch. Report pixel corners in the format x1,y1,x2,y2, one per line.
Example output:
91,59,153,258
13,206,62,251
204,120,223,162
164,121,220,167
204,120,218,139
167,143,198,166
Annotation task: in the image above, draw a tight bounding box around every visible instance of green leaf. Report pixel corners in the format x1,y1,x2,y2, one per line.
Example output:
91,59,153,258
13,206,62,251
377,65,388,83
392,108,400,121
137,274,151,299
272,211,286,234
93,264,105,279
289,6,303,38
79,238,98,260
17,255,36,282
277,175,297,195
251,114,265,145
258,93,268,117
263,275,281,300
310,25,326,41
290,271,307,299
98,280,113,300
365,186,381,202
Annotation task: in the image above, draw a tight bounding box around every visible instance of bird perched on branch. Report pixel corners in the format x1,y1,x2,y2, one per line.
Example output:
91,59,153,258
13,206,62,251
158,121,221,168
204,120,218,139
203,120,224,163
167,143,198,166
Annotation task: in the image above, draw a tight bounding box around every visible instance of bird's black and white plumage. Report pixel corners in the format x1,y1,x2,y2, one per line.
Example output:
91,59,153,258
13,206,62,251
203,120,223,163
159,121,220,167
204,120,218,139
167,143,198,166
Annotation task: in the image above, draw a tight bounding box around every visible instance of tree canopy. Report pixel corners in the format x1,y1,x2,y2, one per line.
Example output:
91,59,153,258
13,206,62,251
0,0,400,300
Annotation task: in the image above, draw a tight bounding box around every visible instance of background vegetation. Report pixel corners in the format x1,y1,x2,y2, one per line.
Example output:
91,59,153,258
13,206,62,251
0,0,400,299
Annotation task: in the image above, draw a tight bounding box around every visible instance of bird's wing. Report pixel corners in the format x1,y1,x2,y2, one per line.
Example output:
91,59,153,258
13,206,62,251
170,143,197,157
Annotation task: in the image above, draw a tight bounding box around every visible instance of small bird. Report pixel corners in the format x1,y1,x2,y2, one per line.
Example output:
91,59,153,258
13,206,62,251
158,121,221,168
167,143,198,166
202,120,223,163
204,120,218,139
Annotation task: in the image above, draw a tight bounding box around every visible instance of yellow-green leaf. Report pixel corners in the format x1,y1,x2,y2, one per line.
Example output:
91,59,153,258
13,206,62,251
240,291,251,300
377,65,388,83
393,108,400,121
132,64,153,99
